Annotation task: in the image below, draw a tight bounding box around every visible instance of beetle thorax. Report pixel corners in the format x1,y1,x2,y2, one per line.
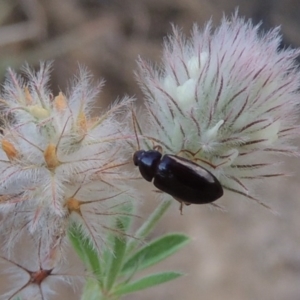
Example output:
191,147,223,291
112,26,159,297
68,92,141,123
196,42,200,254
133,150,162,182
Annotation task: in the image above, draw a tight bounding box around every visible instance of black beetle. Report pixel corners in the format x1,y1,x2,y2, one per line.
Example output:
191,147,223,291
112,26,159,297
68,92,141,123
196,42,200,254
133,149,223,214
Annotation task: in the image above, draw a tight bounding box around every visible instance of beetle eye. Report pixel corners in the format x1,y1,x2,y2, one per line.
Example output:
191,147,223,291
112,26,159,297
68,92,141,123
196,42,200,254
133,153,138,166
133,150,144,166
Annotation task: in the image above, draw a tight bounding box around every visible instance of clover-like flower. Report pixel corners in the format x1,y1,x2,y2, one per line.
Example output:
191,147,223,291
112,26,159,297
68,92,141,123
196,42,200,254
135,13,300,209
0,232,85,300
0,62,134,254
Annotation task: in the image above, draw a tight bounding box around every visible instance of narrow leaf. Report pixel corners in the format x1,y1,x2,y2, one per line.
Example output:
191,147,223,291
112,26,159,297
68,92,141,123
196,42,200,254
118,203,134,232
81,278,102,300
105,219,127,291
68,225,102,283
114,272,183,295
122,233,189,274
102,203,134,265
126,199,172,254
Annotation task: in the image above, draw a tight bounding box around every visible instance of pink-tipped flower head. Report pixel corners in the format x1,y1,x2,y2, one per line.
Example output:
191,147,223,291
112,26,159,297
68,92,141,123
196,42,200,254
0,62,134,254
136,13,300,209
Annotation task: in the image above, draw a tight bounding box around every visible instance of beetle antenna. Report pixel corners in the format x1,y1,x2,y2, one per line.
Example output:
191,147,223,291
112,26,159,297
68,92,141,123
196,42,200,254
130,106,141,151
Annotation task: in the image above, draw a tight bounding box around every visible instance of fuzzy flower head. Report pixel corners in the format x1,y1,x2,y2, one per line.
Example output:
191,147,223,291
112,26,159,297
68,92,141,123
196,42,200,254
0,232,84,300
0,62,134,253
136,13,300,209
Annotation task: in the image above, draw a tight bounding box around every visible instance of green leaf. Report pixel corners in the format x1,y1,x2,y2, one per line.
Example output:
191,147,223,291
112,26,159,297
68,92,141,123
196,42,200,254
68,225,102,283
126,199,172,254
81,278,102,300
114,272,183,295
118,203,134,232
105,219,128,291
122,233,189,274
102,202,134,265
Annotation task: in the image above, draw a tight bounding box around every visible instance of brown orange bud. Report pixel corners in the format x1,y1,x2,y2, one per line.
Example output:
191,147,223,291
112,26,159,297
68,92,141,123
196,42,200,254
66,197,81,213
1,139,18,160
54,92,67,111
24,86,33,105
77,111,87,133
44,143,60,169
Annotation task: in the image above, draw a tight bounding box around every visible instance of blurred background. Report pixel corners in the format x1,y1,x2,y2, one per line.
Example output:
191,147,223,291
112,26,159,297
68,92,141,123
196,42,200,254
1,0,300,299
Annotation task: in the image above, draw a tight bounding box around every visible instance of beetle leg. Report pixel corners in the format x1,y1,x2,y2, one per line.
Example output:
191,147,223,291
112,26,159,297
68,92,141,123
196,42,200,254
153,144,163,153
179,201,183,215
173,197,184,215
177,149,217,169
209,202,226,212
173,197,191,215
176,149,195,158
